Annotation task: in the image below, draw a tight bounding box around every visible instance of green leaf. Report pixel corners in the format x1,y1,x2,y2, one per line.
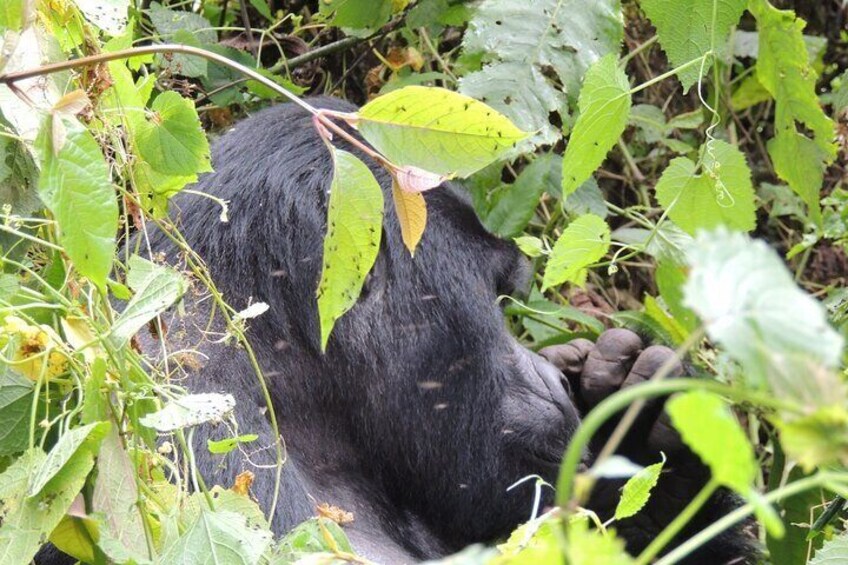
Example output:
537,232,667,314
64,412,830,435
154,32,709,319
317,149,384,350
207,434,259,455
683,229,845,397
357,86,528,177
140,393,235,432
459,0,623,148
0,372,33,456
273,517,353,562
485,154,559,238
810,531,848,565
614,455,665,520
92,428,148,559
566,516,634,565
0,0,25,32
654,140,756,235
563,177,608,219
160,509,273,564
666,391,756,493
112,255,187,345
561,54,631,195
777,407,848,472
655,260,697,332
0,448,96,564
28,421,109,497
319,0,393,30
749,0,837,224
514,236,545,258
641,0,747,91
147,3,213,78
248,0,274,21
36,116,118,290
135,91,212,176
542,214,610,289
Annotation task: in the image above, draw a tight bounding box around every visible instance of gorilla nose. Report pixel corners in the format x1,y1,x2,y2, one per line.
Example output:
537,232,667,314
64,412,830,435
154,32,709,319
529,351,573,406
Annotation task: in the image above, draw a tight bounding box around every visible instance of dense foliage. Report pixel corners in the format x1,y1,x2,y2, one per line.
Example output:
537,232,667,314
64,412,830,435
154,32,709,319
0,0,846,563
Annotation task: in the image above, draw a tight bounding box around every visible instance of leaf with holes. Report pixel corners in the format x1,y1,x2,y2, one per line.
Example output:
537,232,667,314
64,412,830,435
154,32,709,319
317,149,384,350
542,214,610,290
654,140,756,235
561,54,631,196
459,0,623,148
140,393,235,432
357,86,528,177
641,0,746,91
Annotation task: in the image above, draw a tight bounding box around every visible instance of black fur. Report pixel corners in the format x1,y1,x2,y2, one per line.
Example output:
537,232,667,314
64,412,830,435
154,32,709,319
143,97,578,561
39,97,755,564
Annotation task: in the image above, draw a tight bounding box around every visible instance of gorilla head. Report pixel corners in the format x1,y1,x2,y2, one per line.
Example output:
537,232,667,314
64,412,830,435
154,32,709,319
145,98,753,563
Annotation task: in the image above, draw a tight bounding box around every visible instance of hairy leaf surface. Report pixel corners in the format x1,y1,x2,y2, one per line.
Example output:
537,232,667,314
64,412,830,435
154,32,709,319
561,54,631,196
655,140,756,235
641,0,746,91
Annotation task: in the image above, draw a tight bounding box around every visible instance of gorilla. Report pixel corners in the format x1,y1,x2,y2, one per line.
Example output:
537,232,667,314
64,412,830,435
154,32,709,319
131,98,752,563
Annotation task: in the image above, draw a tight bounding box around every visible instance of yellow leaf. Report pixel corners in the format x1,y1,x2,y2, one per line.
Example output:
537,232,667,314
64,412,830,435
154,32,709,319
392,179,427,255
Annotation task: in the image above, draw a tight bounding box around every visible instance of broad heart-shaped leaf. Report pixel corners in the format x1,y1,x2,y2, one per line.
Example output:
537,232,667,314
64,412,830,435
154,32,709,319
750,0,837,225
542,214,610,290
654,140,756,235
615,456,665,520
666,391,756,493
683,229,845,399
459,0,623,148
0,448,97,565
317,149,384,350
641,0,746,92
160,509,272,564
561,54,631,196
391,179,427,255
28,421,110,497
112,255,187,345
357,86,528,177
36,115,118,290
135,91,212,176
810,532,848,565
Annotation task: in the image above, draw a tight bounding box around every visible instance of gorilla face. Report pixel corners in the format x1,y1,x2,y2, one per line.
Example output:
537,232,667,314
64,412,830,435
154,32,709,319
321,186,581,544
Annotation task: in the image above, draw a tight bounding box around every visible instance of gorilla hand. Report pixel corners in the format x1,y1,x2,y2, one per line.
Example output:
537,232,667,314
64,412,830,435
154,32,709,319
540,329,755,563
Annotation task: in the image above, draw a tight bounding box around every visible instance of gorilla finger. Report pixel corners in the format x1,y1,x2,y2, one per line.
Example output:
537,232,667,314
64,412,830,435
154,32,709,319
622,345,682,389
580,329,643,408
539,338,594,377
